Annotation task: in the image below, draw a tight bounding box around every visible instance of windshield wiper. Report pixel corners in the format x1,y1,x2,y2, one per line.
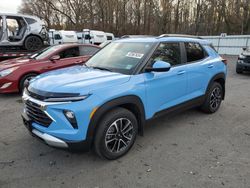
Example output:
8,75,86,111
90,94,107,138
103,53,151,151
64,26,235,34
90,66,112,72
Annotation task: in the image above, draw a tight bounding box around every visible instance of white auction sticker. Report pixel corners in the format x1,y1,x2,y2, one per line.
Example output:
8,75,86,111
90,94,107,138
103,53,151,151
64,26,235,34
126,52,144,59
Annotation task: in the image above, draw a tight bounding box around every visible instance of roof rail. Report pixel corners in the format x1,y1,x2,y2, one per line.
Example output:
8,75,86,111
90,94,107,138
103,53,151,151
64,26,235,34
157,34,203,39
121,35,155,39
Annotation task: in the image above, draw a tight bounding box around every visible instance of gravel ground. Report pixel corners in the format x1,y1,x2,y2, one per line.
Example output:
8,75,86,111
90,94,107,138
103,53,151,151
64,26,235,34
0,56,250,188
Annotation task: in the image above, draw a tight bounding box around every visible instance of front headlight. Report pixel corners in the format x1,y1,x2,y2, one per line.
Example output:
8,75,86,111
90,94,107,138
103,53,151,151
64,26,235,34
44,95,90,102
0,67,18,77
239,54,246,59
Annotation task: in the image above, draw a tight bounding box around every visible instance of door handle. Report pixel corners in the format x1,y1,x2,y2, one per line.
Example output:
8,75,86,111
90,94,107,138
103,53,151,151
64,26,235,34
177,70,186,75
208,63,214,68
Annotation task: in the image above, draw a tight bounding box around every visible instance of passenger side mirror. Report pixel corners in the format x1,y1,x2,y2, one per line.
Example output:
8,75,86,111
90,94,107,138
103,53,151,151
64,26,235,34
145,60,171,72
50,55,60,61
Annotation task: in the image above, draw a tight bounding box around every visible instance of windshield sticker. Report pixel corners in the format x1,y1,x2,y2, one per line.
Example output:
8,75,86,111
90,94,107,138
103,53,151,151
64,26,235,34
126,64,133,69
126,52,144,59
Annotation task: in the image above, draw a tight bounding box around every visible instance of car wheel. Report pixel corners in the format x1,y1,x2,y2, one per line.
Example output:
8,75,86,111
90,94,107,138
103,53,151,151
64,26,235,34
94,108,138,160
24,36,43,51
200,82,223,114
19,73,37,93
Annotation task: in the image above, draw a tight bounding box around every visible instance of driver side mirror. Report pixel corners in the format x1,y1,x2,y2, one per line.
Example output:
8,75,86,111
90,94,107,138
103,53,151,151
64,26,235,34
50,55,60,62
145,60,171,72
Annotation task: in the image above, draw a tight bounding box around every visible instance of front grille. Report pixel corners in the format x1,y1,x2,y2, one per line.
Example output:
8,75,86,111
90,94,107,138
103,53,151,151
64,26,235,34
245,56,250,63
25,100,52,127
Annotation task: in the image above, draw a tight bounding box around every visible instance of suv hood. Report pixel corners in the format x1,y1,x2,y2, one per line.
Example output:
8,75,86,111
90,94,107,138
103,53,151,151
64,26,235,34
29,66,130,95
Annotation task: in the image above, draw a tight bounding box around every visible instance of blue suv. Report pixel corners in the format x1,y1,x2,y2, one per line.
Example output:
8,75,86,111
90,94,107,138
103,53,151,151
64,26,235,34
22,35,227,159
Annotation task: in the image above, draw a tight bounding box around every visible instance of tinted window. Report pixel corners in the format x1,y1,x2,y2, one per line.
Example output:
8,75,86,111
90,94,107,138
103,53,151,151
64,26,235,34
107,36,113,40
58,47,79,59
25,17,37,25
185,42,206,62
54,34,62,40
150,43,181,66
79,46,99,56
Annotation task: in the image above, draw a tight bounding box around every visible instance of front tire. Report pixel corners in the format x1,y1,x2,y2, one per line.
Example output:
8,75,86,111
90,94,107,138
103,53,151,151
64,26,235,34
236,67,243,74
19,73,37,93
200,82,223,114
94,108,138,160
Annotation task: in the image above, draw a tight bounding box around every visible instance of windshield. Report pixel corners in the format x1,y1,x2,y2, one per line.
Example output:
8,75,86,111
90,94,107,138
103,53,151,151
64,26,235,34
86,42,155,74
29,45,62,60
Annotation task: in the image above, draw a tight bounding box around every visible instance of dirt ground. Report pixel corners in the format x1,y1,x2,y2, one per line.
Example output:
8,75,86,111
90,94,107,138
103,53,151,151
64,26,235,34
0,56,250,188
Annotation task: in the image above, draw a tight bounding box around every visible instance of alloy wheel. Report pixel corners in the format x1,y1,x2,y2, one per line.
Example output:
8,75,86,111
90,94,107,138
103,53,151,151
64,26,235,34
105,118,134,153
210,87,222,110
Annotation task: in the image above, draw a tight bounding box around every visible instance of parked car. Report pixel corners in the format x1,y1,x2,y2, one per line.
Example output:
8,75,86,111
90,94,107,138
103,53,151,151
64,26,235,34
77,29,107,45
0,44,100,93
0,13,48,51
236,47,250,74
22,35,227,160
49,30,78,45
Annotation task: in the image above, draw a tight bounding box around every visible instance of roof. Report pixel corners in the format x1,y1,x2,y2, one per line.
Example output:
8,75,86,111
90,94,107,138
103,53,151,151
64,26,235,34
0,13,41,20
116,35,210,45
50,43,100,49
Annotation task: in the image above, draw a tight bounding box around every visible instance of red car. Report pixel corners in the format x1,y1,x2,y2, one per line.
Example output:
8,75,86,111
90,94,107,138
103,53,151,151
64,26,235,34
0,44,100,93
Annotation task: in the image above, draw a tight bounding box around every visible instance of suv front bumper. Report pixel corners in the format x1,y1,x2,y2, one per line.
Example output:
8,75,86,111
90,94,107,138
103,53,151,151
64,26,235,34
22,112,92,151
237,59,250,71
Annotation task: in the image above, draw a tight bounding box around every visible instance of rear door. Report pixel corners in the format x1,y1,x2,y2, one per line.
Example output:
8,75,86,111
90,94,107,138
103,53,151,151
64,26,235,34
184,42,211,99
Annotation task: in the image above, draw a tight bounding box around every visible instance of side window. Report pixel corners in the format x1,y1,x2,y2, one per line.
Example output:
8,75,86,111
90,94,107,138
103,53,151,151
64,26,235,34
0,17,3,39
185,42,207,62
150,43,181,66
25,17,37,25
58,47,79,59
107,36,113,40
54,34,62,40
79,46,99,56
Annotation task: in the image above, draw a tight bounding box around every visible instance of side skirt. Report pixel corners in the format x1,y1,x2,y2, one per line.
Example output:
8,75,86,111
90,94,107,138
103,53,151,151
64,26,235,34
150,95,205,120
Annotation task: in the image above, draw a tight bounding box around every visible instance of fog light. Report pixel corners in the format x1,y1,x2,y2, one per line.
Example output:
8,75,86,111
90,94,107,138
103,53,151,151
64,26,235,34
63,110,78,129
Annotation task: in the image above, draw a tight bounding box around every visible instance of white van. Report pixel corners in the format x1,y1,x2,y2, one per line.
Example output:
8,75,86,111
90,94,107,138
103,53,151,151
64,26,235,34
49,30,78,45
78,29,107,45
105,32,115,41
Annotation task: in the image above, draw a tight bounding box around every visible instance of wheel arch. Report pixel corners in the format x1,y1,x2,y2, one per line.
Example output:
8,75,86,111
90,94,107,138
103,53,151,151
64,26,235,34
18,71,40,92
87,95,146,146
206,72,226,99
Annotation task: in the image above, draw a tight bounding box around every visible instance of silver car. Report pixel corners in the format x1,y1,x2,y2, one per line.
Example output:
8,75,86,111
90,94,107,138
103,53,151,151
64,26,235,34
0,13,48,51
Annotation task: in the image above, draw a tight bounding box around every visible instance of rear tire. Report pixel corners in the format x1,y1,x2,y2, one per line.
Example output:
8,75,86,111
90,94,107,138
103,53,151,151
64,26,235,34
94,108,138,160
19,73,38,93
24,36,43,51
200,82,223,114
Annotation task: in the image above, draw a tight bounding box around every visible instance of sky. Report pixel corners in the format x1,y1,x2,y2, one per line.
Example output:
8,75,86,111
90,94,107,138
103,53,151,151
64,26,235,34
0,0,22,13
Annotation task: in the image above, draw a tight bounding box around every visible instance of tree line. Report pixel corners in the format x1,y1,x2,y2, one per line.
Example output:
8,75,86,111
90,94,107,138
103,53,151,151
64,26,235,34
19,0,250,36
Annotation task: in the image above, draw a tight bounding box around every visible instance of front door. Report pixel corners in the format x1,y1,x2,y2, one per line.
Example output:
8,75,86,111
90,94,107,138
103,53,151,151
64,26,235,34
48,47,84,71
143,42,188,117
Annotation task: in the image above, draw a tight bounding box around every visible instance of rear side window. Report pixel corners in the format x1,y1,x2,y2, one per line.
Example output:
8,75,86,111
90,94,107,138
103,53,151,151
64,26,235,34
150,42,181,66
185,42,207,62
79,46,99,56
25,17,37,25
